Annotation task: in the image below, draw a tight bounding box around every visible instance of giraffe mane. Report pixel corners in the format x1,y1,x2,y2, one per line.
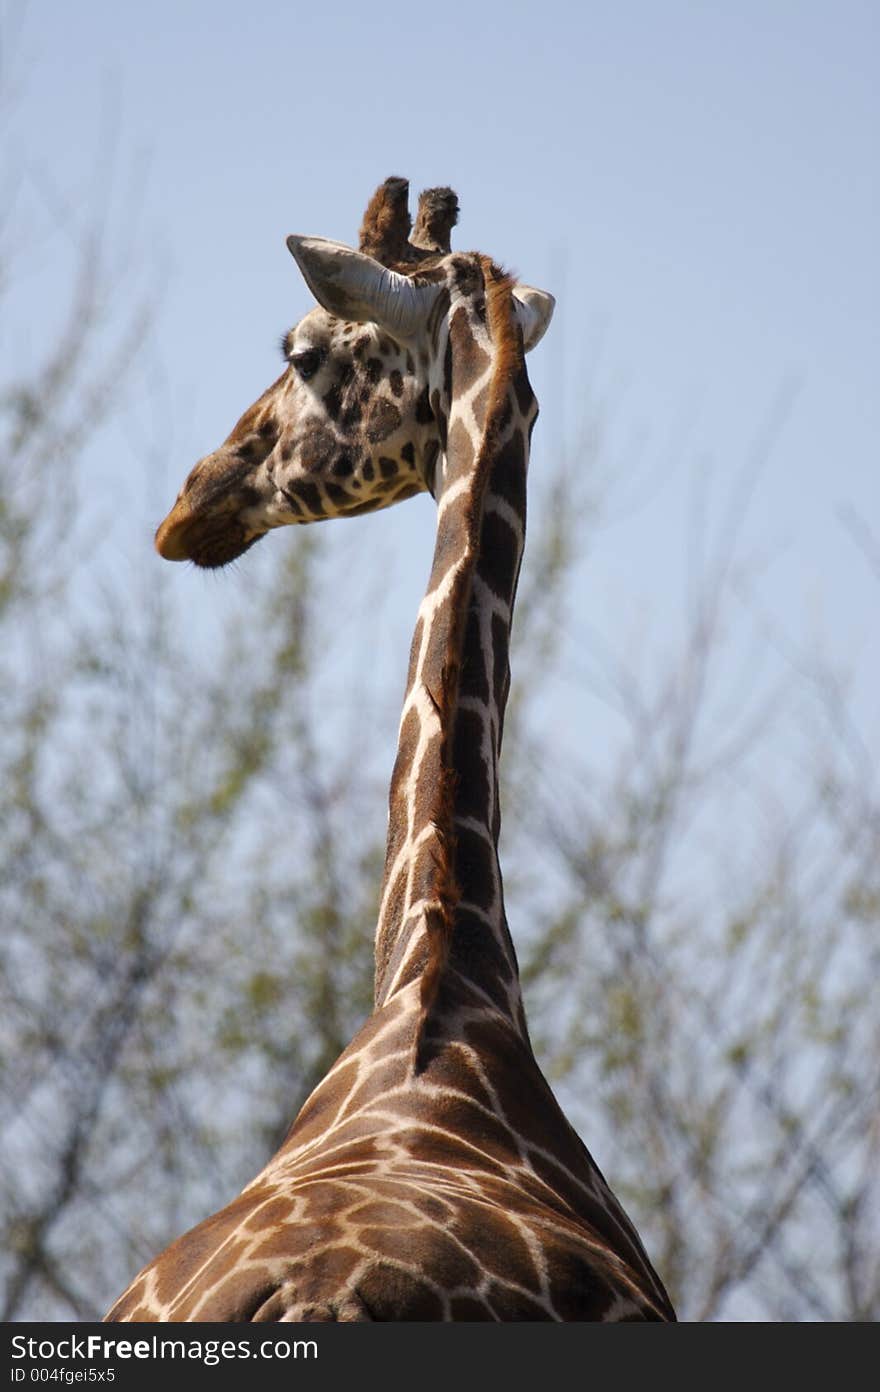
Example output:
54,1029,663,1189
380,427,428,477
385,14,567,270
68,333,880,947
415,257,521,1071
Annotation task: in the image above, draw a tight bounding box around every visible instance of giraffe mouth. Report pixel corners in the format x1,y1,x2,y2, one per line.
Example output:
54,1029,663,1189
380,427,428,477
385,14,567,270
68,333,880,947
187,527,265,569
155,501,266,569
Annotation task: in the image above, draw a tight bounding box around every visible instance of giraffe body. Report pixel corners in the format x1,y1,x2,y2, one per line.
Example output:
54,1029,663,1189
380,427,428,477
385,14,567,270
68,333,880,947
109,986,668,1321
107,180,675,1323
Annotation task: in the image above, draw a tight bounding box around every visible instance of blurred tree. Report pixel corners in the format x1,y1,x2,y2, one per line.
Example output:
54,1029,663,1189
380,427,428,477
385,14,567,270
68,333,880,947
513,437,880,1321
0,34,380,1312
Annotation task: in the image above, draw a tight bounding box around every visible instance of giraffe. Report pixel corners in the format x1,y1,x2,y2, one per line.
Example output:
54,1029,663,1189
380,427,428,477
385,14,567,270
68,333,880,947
106,179,676,1323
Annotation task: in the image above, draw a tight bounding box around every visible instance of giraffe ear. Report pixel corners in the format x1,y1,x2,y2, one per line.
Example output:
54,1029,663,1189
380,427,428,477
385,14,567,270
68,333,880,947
286,235,440,339
513,285,555,352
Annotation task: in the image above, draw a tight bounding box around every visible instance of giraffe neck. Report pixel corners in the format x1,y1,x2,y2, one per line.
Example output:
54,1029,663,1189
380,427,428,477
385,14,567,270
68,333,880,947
374,258,536,1042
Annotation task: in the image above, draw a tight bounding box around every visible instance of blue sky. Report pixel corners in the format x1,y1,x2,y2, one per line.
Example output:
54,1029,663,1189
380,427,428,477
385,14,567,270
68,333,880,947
5,0,878,759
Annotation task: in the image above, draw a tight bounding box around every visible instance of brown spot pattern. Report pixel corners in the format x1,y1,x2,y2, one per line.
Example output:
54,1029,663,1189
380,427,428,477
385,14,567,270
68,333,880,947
118,206,675,1328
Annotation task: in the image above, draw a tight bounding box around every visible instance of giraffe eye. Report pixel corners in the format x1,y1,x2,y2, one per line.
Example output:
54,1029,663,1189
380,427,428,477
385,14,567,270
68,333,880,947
291,348,323,381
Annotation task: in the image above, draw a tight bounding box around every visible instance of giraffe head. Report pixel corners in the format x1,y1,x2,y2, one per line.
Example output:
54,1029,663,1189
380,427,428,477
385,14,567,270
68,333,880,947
155,180,554,568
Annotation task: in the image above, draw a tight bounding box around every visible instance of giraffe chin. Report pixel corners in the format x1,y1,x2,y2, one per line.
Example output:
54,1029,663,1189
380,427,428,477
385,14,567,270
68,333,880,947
155,499,268,568
153,519,265,569
187,529,265,569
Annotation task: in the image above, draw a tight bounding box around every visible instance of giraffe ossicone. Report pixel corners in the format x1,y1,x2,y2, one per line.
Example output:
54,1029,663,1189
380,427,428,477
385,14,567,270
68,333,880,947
108,178,676,1322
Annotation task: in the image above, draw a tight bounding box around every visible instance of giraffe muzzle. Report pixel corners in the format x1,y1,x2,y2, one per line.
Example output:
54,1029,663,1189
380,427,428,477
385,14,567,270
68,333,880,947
155,497,193,561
